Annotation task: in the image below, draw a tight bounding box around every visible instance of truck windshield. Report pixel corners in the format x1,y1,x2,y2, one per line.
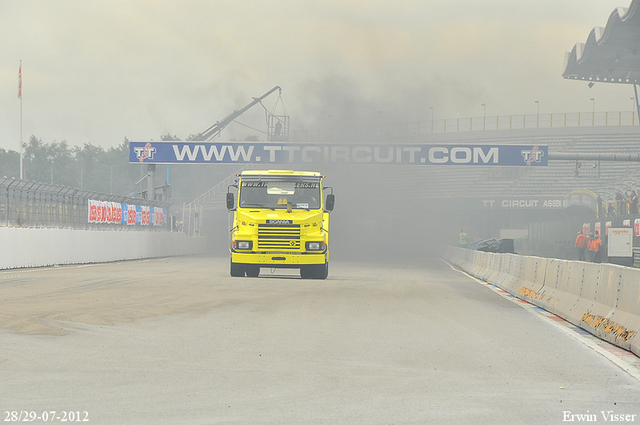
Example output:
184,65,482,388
240,181,321,210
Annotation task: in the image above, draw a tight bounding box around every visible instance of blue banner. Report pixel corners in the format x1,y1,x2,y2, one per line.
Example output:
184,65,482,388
121,203,128,224
130,141,548,166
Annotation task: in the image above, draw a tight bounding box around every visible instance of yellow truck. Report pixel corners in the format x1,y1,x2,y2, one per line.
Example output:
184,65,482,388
226,170,334,279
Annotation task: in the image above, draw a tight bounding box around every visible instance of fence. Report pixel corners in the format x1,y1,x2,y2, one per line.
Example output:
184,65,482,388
291,110,639,143
0,177,171,230
180,170,246,237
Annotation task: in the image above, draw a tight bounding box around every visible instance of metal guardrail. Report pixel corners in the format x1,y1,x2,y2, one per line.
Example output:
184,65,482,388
291,111,639,143
431,111,638,133
0,177,171,229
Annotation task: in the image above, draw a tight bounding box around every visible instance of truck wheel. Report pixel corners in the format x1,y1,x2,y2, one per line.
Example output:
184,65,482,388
230,261,245,277
300,265,312,279
317,262,329,279
300,263,328,279
245,266,260,277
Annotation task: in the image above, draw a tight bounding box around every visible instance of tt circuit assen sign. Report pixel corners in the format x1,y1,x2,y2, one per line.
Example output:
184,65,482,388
479,192,597,211
130,142,548,167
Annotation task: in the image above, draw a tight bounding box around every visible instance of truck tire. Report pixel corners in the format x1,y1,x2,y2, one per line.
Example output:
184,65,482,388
300,266,311,279
317,262,329,279
300,263,328,280
245,266,260,277
230,261,245,277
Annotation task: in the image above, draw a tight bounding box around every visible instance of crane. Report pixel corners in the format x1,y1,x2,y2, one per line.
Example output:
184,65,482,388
192,86,288,141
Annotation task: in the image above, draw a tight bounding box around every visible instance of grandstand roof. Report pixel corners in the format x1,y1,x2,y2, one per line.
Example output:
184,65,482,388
563,0,640,84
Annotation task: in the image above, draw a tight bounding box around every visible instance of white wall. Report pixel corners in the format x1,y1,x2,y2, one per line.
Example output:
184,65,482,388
0,228,208,269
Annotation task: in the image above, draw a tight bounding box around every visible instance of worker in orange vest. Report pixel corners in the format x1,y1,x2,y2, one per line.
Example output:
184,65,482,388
589,232,601,263
575,231,587,261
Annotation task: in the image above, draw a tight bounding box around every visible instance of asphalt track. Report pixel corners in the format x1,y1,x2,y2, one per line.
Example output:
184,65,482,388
1,255,639,424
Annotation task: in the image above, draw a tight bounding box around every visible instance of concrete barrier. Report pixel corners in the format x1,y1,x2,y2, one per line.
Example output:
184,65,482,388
504,254,527,293
0,227,208,269
493,253,514,289
495,253,515,288
608,267,640,351
444,247,639,357
535,258,568,317
485,253,503,284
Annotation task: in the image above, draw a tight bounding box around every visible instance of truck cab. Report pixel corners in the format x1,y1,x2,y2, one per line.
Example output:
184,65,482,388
226,170,334,279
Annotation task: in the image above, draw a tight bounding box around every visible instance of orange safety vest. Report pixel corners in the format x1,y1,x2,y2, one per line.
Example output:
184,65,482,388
591,237,601,252
575,233,587,248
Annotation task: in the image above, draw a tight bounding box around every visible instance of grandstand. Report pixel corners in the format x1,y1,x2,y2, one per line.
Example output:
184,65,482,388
353,125,640,203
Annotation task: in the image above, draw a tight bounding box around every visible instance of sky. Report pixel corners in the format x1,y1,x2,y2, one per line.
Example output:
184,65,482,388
0,0,635,151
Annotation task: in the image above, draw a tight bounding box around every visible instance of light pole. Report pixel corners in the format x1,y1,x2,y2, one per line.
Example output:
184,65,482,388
429,106,434,133
535,100,539,127
590,97,596,125
481,103,486,130
328,114,332,142
632,97,636,125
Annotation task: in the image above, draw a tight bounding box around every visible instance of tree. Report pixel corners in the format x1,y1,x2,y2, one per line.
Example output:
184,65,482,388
0,149,20,179
16,135,143,195
23,135,48,182
1,134,234,204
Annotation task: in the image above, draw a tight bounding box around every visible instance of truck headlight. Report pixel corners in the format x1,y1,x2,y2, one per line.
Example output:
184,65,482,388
235,241,252,250
305,242,324,251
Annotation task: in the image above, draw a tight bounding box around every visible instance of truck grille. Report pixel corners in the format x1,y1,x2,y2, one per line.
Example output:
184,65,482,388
258,224,301,250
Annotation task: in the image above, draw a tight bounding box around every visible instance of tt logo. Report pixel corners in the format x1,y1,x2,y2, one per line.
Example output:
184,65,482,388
134,143,157,162
521,146,544,165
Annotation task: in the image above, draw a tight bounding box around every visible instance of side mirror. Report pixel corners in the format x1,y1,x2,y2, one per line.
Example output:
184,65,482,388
325,194,335,212
226,192,235,210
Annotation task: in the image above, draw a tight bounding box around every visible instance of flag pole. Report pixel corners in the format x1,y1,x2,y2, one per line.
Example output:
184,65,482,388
18,60,23,180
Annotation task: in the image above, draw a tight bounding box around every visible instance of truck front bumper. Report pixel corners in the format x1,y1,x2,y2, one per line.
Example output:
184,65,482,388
231,251,327,267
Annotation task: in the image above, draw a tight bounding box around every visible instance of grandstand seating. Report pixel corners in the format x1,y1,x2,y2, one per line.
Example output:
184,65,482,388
382,126,640,201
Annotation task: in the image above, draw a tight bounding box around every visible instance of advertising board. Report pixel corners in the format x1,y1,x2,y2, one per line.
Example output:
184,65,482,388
608,227,633,267
129,142,548,167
